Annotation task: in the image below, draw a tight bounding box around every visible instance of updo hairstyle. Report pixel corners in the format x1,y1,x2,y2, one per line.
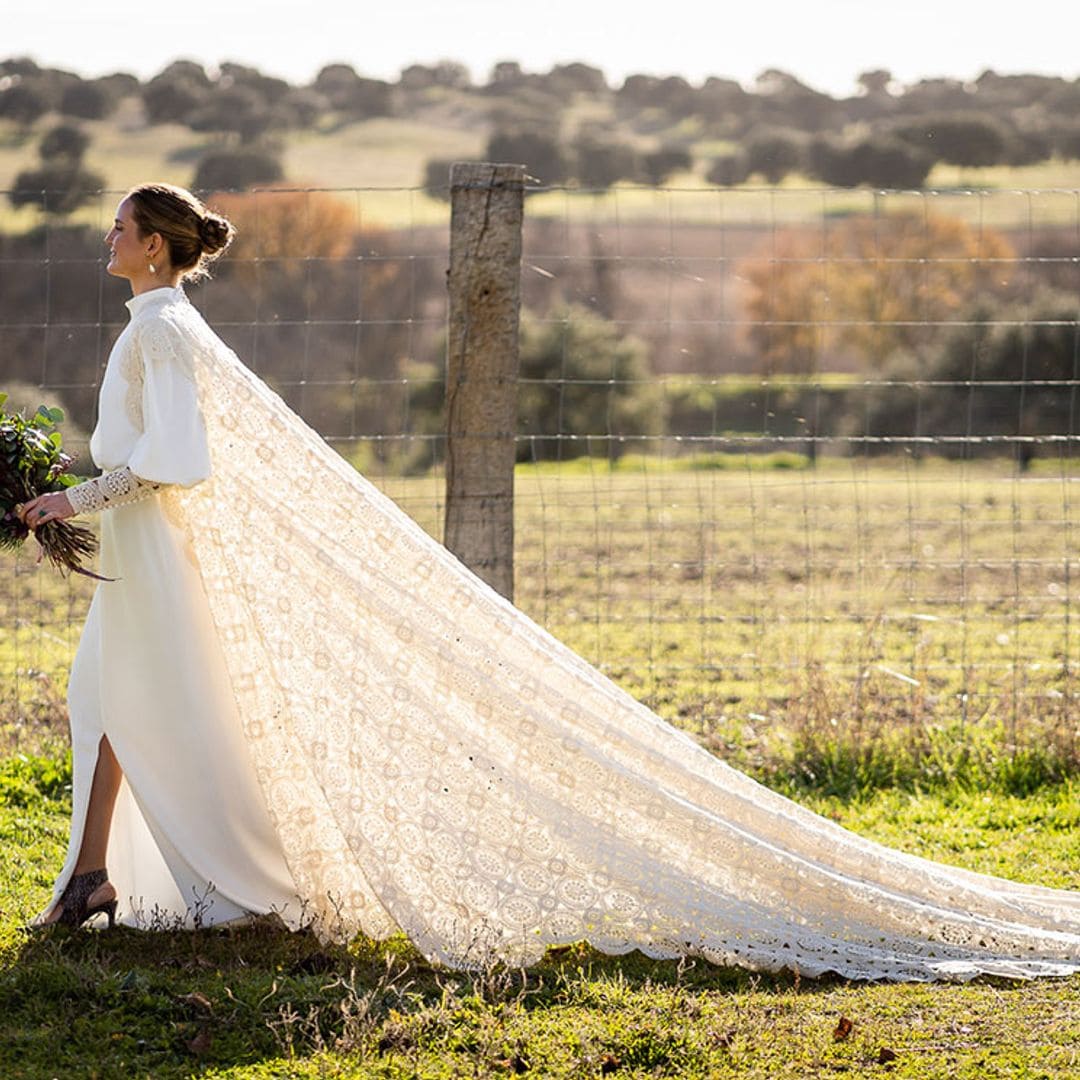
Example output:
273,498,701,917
126,183,236,282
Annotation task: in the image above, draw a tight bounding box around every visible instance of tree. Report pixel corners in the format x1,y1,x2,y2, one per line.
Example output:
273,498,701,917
857,70,893,97
488,61,526,90
617,74,663,109
486,129,569,185
274,87,326,129
9,161,105,215
855,290,1078,458
400,62,469,90
59,80,113,119
156,59,212,87
516,305,665,460
0,83,49,126
706,151,751,187
806,135,933,189
893,113,1010,168
208,189,355,269
314,66,393,119
547,62,607,94
406,305,666,464
142,72,207,123
1054,122,1080,161
422,158,454,201
9,122,104,216
572,135,637,189
1002,129,1053,166
742,213,1014,373
219,62,291,104
40,123,90,162
639,146,692,186
743,129,804,183
899,78,973,113
188,84,273,142
313,63,363,108
192,147,284,192
753,70,838,131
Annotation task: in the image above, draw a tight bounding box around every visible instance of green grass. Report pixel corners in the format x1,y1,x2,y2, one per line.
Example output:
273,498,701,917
1,754,1078,1078
4,456,1080,1076
5,454,1080,793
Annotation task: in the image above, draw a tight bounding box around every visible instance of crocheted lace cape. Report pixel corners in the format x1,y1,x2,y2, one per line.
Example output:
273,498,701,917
156,291,1080,982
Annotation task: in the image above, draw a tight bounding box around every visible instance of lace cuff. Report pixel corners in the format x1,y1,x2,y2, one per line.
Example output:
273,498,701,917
66,466,162,515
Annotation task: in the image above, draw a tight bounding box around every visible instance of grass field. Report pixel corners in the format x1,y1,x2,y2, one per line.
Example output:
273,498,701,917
1,760,1079,1077
5,454,1079,787
3,453,1080,1077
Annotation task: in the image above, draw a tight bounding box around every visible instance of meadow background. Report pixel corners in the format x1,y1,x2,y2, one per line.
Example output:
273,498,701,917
2,54,1080,1078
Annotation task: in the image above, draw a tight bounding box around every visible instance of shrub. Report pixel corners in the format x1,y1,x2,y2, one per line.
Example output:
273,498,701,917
706,151,751,187
486,129,569,186
39,124,90,163
9,161,105,215
807,134,933,189
572,136,638,189
192,147,284,192
639,146,693,186
0,82,49,126
743,129,804,184
58,80,112,120
892,113,1011,168
422,158,454,201
517,304,664,460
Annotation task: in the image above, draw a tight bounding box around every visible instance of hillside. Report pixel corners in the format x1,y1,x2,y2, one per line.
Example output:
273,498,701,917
2,58,1080,231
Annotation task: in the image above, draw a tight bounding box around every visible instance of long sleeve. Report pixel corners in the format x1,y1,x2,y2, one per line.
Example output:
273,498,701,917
125,316,212,487
66,465,160,515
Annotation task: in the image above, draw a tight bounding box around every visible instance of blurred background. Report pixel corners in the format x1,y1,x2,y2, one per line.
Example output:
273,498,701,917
2,5,1079,791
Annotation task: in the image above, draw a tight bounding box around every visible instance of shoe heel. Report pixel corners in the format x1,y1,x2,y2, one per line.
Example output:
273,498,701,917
85,898,118,929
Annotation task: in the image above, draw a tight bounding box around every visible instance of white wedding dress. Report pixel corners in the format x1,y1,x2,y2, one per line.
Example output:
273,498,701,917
41,286,1080,981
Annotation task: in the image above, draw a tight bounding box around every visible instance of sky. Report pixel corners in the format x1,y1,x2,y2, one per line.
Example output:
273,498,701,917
7,0,1079,96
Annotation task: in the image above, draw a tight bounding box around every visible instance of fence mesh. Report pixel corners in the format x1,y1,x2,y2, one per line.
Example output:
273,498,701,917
2,184,1077,758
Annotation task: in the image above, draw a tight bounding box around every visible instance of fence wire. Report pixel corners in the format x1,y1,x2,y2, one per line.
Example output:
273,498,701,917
1,184,1077,753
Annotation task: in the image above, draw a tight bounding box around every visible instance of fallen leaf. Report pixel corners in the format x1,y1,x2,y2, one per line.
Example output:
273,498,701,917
179,991,213,1015
600,1052,621,1074
833,1016,854,1041
877,1047,898,1064
186,1028,212,1056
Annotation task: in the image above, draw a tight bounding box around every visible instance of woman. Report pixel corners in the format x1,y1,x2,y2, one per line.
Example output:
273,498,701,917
21,185,301,931
19,183,1080,979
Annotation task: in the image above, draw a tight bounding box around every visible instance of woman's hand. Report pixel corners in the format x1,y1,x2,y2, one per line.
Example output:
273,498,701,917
17,491,75,529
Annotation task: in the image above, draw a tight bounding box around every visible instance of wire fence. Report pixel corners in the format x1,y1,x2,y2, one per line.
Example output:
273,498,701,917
2,182,1078,756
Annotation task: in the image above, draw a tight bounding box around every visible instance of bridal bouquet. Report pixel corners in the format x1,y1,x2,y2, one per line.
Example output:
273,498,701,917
0,393,100,576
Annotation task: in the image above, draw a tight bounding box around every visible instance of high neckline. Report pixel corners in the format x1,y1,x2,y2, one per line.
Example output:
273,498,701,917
125,285,186,317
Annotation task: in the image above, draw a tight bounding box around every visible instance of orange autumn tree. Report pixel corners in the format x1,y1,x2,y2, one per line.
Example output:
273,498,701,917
208,189,357,274
742,213,1014,373
196,190,441,452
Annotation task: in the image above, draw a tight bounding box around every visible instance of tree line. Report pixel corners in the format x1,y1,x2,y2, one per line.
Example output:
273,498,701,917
3,55,1080,199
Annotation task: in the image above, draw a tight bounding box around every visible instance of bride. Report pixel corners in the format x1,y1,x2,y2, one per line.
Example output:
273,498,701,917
18,182,1080,981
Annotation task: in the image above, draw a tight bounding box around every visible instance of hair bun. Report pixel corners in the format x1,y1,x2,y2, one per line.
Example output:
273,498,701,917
199,212,234,256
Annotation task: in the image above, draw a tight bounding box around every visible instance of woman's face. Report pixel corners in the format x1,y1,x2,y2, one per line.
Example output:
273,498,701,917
104,198,154,280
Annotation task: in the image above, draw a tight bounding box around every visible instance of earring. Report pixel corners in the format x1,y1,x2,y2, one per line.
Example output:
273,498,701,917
148,262,157,275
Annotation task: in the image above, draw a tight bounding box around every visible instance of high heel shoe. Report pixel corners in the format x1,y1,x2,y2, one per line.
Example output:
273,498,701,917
53,868,118,929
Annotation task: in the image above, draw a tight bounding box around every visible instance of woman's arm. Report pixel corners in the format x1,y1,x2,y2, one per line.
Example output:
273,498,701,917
17,466,161,528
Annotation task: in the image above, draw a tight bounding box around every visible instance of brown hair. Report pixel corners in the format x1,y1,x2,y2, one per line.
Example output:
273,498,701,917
126,183,235,282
